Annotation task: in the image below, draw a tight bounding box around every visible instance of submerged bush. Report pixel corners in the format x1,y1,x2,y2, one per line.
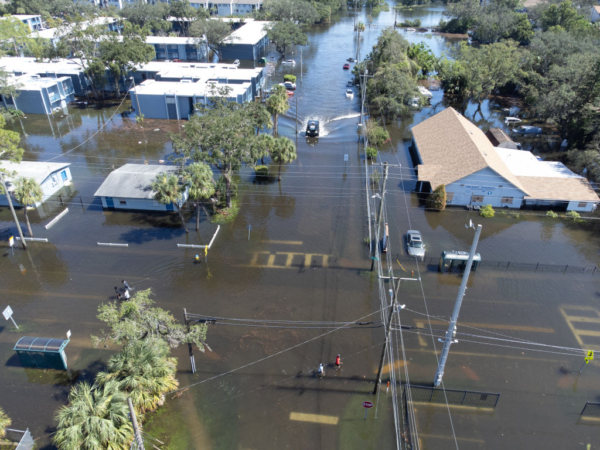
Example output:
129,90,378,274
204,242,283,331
480,204,495,218
366,147,378,160
546,210,558,218
426,184,446,210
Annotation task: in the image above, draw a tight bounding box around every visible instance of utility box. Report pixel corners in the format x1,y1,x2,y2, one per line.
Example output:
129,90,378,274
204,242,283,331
14,336,69,370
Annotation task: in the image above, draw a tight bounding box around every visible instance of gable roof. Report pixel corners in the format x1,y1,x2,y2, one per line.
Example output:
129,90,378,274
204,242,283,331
412,107,526,192
593,5,600,13
94,164,179,199
0,161,70,192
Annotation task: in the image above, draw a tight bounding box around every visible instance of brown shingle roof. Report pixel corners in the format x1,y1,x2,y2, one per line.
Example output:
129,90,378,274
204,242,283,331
413,107,526,192
593,5,600,13
485,127,514,147
518,176,599,202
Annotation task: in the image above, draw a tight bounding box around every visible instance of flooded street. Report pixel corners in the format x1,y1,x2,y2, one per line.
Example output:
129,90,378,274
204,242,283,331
1,3,600,449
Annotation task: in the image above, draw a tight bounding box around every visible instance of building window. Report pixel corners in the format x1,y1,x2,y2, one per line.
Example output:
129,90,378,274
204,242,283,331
119,200,127,205
446,192,454,203
501,197,513,204
471,195,484,203
578,202,587,208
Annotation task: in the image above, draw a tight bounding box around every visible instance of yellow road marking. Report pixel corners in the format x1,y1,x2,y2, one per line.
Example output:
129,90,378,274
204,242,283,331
289,413,339,425
422,319,554,334
276,252,305,267
249,252,330,269
261,240,303,245
420,434,485,443
376,359,407,375
559,306,600,350
416,321,427,347
410,402,494,412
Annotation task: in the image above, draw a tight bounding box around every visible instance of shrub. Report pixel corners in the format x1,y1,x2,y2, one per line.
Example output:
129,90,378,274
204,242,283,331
283,74,297,83
426,184,446,210
366,120,389,148
480,204,495,218
565,210,581,220
255,165,269,178
546,210,558,218
366,147,378,160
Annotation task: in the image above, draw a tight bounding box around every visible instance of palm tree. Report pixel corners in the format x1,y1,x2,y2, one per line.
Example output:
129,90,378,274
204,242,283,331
182,163,215,231
266,85,289,137
95,340,178,415
0,406,11,438
271,137,297,181
53,381,133,450
13,177,42,237
245,100,272,135
248,133,275,166
151,173,188,233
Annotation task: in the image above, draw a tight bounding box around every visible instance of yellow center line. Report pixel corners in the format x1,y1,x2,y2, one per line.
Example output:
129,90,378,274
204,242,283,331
0,289,105,300
410,402,494,412
261,240,303,245
289,412,339,425
420,434,485,443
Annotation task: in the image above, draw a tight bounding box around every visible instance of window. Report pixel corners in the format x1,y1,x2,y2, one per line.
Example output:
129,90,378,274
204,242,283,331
119,200,127,205
501,197,513,204
446,192,454,202
471,195,484,203
578,202,587,208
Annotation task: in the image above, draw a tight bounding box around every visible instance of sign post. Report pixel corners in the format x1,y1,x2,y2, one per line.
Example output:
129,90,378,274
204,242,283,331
363,401,373,420
2,305,19,329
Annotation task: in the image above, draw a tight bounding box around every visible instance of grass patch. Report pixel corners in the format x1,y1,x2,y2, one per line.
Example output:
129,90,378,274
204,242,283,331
143,401,194,449
209,198,240,224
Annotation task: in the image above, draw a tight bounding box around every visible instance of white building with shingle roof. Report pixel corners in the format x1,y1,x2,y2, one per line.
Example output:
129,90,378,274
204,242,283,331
412,107,598,212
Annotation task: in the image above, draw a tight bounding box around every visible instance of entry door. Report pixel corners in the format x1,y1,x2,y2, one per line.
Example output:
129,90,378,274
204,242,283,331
105,197,114,208
166,96,177,120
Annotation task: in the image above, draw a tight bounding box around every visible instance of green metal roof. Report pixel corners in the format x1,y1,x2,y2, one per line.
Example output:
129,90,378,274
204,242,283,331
14,336,69,353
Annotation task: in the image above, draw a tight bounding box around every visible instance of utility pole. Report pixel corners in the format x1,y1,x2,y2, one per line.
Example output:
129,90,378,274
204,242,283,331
0,173,27,249
128,398,145,450
373,281,402,394
371,162,388,271
434,224,482,387
183,309,196,373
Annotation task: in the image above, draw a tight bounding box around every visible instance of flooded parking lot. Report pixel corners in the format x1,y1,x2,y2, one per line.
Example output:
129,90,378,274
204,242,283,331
1,2,600,449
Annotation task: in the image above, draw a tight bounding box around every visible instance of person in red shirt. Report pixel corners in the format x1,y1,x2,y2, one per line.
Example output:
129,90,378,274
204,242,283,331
335,354,341,368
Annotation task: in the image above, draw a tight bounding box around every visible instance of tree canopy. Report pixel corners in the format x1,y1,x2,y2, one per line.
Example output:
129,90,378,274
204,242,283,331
266,21,308,59
190,19,232,60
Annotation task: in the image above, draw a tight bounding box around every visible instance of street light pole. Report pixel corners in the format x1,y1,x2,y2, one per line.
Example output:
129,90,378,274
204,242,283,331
0,173,27,249
373,281,402,394
434,223,482,387
371,162,388,271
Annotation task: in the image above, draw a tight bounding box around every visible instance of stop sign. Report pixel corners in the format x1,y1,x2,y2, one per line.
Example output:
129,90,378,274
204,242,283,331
363,401,373,409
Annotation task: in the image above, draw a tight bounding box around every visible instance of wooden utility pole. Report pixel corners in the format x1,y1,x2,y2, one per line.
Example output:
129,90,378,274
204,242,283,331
373,280,401,394
371,162,388,271
184,309,196,373
0,173,27,249
128,398,145,450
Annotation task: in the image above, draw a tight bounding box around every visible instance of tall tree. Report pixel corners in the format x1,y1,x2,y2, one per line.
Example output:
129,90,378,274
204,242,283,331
13,177,43,237
119,1,170,29
0,406,10,438
151,172,188,233
95,340,178,415
99,22,155,97
190,19,232,60
0,16,32,57
257,0,320,24
266,84,289,137
169,0,206,36
265,21,308,59
92,288,209,351
270,136,297,181
0,116,24,162
183,162,215,231
53,381,133,450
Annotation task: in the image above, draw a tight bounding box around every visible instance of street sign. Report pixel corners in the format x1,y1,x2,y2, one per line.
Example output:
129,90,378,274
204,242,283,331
8,236,14,247
363,401,373,409
2,305,18,329
344,154,349,162
2,305,12,320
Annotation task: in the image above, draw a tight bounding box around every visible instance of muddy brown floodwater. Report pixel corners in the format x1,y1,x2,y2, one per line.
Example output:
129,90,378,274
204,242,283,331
1,2,600,449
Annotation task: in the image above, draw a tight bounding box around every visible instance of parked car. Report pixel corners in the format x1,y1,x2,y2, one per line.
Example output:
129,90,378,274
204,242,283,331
347,58,357,62
283,59,296,65
306,120,320,137
406,230,425,258
279,81,296,90
513,125,543,135
233,59,240,66
346,89,354,99
172,59,182,63
504,117,522,125
343,63,350,70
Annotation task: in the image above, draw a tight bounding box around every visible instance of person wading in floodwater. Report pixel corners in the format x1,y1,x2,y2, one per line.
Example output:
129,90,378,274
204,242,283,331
335,354,341,369
318,363,325,378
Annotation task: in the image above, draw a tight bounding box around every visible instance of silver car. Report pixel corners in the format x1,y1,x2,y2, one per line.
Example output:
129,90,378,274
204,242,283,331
406,230,426,258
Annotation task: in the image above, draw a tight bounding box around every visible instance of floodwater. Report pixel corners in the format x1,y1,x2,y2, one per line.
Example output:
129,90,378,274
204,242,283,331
1,3,600,449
